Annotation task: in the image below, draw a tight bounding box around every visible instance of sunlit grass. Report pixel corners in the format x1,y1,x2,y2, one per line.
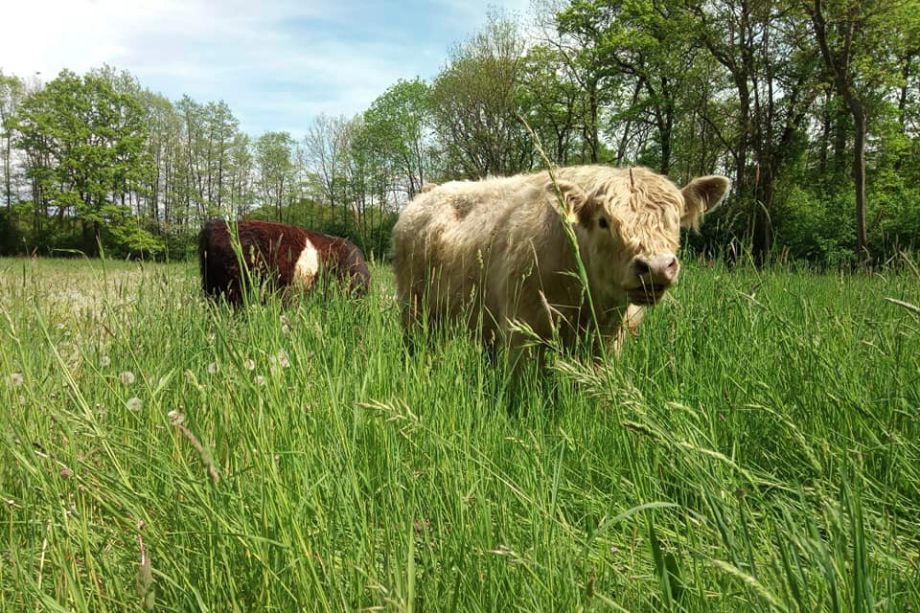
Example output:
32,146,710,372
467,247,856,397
1,256,918,611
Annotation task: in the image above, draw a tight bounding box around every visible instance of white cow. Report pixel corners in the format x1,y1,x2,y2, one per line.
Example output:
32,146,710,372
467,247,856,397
392,165,729,362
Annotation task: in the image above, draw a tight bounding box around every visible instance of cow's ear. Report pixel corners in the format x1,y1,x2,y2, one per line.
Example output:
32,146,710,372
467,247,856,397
546,180,595,225
680,175,730,229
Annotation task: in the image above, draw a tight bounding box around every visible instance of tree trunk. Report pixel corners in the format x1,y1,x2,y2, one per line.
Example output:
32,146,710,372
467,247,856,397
851,102,868,257
735,81,751,199
819,91,831,176
751,163,774,266
584,80,600,163
833,105,848,177
897,52,913,130
3,134,11,208
809,0,870,259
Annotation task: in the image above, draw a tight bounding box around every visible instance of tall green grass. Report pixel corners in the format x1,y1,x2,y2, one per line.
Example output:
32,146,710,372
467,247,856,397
1,256,918,611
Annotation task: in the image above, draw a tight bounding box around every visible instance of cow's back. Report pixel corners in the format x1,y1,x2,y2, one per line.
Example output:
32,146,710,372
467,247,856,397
393,173,566,336
199,220,309,304
312,233,371,296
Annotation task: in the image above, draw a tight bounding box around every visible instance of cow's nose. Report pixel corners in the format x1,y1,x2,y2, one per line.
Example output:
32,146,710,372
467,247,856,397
633,254,679,286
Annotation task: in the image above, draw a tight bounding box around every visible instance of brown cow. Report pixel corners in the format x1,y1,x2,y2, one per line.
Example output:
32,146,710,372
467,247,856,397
392,165,729,363
199,219,370,305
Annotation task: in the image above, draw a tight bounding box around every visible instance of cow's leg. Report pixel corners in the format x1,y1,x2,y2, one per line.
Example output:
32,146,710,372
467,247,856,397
400,288,433,357
603,305,645,358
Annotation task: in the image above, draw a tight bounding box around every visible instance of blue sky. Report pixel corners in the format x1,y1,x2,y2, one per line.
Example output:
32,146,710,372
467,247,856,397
1,0,532,135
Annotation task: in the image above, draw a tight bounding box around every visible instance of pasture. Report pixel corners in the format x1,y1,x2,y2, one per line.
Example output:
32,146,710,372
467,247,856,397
0,256,918,611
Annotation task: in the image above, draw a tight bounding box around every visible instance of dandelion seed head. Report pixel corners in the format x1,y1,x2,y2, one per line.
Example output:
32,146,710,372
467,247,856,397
100,356,111,368
244,359,256,371
281,324,291,336
276,350,290,369
167,410,185,426
254,375,266,386
127,397,142,411
119,371,135,386
207,362,219,375
9,373,24,386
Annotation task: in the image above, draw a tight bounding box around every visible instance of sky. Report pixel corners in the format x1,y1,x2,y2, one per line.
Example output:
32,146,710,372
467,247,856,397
0,0,532,135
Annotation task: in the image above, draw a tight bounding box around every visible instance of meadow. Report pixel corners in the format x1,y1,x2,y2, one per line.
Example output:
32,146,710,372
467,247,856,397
0,255,918,611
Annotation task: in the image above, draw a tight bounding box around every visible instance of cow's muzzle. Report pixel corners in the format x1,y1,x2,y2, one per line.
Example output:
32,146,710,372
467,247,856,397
627,254,679,305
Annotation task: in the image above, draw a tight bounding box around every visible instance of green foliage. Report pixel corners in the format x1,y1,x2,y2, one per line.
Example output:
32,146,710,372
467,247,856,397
363,79,431,195
774,186,858,265
9,69,155,256
244,197,396,260
430,15,534,177
0,0,917,265
254,131,294,220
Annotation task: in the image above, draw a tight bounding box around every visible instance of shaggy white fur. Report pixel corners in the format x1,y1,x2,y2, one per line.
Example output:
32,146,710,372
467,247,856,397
292,239,320,289
393,165,729,360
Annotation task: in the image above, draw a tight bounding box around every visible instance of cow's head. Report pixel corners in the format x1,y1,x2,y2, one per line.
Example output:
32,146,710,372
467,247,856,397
553,168,730,305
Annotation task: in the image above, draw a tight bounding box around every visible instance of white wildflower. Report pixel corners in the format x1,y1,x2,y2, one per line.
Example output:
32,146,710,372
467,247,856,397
276,350,290,369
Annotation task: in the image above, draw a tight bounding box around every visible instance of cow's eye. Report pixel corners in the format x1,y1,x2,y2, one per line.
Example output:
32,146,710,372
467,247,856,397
598,216,609,229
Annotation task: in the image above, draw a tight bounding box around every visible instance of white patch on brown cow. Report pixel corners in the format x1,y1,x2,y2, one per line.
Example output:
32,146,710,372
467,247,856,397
293,239,321,289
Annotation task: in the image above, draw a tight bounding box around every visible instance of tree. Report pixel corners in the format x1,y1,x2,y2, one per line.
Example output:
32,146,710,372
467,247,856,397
806,0,917,258
363,78,432,198
430,14,532,177
304,114,351,223
689,0,820,263
205,101,239,212
0,71,25,209
228,132,255,219
558,0,701,175
519,45,583,165
11,69,155,254
255,131,294,222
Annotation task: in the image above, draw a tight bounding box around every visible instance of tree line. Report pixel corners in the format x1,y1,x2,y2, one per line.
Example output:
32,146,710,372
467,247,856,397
0,0,917,265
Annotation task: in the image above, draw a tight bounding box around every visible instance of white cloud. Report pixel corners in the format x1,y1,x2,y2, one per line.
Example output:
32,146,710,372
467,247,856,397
0,0,535,135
